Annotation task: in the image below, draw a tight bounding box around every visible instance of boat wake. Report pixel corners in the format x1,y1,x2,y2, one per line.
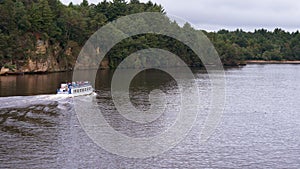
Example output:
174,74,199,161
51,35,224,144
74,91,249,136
0,93,97,137
0,92,97,109
1,95,64,109
0,94,98,168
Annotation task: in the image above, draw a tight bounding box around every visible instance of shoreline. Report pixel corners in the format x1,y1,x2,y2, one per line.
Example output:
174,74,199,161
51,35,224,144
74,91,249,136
1,61,300,76
246,60,300,64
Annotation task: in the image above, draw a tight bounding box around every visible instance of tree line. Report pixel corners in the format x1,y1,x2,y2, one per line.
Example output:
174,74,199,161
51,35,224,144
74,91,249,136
205,29,300,65
0,0,299,69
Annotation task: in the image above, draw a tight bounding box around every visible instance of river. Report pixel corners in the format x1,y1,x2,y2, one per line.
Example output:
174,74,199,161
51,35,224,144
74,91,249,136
0,64,299,168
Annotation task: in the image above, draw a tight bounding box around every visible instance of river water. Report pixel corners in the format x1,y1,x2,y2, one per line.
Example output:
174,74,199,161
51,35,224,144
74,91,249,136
0,64,299,168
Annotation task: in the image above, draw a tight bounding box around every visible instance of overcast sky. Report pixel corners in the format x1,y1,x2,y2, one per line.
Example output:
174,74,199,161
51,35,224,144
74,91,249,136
61,0,300,32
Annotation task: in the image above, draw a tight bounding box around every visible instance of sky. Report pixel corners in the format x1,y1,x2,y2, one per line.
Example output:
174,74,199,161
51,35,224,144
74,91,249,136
60,0,300,32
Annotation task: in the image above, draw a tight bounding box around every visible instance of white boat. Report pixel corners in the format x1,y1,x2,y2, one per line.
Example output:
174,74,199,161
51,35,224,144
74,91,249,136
56,81,94,96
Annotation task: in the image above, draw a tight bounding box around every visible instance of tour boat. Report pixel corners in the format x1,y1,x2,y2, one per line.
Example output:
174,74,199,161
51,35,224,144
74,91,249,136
56,81,94,96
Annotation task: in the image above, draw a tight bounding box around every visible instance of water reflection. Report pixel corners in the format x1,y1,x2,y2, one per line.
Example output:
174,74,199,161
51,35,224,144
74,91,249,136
0,72,72,96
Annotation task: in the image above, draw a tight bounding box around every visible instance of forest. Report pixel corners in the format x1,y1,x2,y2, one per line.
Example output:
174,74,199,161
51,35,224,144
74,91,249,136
0,0,300,72
206,28,300,64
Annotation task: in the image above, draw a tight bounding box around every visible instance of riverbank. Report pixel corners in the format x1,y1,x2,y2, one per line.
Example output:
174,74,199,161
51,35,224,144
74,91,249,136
2,60,300,76
246,60,300,64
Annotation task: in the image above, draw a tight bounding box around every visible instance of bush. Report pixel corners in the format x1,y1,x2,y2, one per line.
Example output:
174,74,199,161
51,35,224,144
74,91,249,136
4,63,16,70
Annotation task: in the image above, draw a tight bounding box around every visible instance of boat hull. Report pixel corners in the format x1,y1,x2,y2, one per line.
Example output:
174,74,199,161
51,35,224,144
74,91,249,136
56,90,94,97
57,82,94,97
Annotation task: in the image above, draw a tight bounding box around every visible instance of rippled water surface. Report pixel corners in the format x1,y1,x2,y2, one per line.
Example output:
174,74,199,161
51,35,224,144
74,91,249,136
0,64,300,168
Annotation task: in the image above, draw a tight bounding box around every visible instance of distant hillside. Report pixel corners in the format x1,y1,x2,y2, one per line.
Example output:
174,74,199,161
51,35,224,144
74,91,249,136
205,29,300,65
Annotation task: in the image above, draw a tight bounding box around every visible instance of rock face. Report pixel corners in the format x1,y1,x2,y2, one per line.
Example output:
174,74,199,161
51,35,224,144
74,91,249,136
100,58,110,69
35,40,48,55
0,67,9,75
0,37,112,75
19,57,60,73
1,39,75,74
14,43,69,73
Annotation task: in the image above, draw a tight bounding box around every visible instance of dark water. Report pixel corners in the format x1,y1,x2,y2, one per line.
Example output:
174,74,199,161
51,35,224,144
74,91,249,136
0,72,73,97
0,64,300,168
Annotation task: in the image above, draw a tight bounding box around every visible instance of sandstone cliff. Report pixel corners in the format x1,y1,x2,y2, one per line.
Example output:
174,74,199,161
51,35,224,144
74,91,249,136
0,39,76,75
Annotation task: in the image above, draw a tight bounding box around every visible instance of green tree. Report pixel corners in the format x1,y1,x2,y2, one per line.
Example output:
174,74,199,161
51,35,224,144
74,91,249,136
29,0,55,36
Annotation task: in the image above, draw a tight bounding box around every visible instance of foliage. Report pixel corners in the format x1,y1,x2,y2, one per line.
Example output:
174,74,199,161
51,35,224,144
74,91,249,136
205,29,300,62
3,63,16,70
0,0,164,67
0,0,299,69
